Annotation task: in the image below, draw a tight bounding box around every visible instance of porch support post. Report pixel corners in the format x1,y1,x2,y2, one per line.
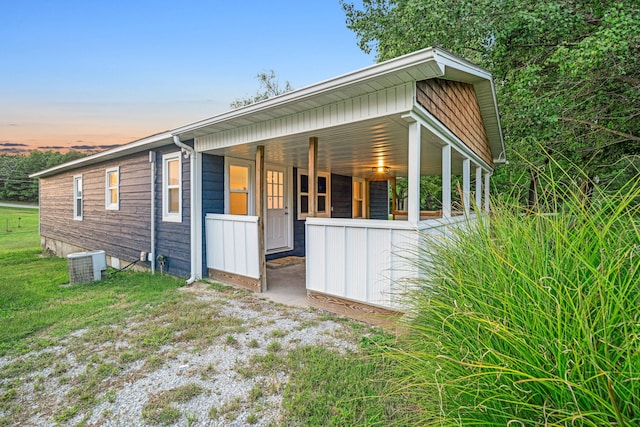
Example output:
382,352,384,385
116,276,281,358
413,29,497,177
308,137,318,217
442,144,452,218
462,158,471,216
484,171,491,213
255,145,267,292
407,120,421,225
475,166,482,210
390,176,397,219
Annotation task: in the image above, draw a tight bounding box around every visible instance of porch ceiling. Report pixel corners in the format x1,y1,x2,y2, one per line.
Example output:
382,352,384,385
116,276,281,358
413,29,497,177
202,114,469,178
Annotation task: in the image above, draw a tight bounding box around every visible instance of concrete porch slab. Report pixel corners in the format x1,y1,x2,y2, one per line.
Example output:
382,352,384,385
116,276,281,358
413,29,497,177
263,262,308,308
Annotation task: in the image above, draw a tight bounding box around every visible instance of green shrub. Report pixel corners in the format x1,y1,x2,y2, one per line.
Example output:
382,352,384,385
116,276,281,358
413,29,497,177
391,165,640,426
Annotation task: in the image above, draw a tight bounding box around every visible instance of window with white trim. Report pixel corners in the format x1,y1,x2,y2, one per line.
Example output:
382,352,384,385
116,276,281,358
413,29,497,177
73,174,83,220
297,169,330,219
352,177,367,218
225,158,254,215
105,167,119,210
162,152,182,222
267,169,284,210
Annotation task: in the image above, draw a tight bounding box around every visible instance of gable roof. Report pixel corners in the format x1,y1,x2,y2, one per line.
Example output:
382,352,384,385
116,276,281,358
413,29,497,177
31,47,505,179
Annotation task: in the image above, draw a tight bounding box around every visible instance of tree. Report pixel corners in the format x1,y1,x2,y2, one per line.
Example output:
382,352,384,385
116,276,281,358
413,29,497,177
0,150,86,202
230,70,293,109
342,1,640,202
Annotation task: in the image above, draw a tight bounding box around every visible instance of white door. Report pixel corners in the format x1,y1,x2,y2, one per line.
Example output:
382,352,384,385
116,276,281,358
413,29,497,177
266,166,290,251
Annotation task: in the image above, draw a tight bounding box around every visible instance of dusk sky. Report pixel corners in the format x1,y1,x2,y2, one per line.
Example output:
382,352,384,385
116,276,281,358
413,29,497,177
0,0,372,154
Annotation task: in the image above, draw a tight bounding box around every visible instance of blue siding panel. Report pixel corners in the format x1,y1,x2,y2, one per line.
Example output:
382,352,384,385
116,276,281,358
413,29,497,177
369,180,389,220
201,154,224,273
331,174,352,219
154,142,192,277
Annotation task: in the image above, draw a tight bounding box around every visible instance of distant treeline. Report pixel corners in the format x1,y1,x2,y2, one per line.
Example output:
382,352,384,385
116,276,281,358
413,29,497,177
0,151,87,203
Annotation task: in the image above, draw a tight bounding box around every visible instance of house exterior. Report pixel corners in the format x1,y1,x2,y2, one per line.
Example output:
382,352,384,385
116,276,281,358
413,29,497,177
32,47,505,313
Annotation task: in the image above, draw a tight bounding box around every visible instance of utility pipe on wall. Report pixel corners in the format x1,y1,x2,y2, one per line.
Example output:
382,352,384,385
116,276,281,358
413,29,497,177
172,135,198,285
149,151,156,275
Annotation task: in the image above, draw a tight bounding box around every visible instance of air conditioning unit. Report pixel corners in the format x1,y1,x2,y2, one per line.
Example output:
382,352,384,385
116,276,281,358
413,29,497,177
67,250,107,285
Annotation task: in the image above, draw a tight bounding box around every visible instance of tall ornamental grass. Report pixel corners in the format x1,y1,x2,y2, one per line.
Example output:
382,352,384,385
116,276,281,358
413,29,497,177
392,166,639,426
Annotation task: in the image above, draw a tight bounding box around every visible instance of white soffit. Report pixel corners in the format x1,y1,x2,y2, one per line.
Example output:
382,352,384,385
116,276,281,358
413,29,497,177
173,47,447,139
31,47,505,179
177,47,504,163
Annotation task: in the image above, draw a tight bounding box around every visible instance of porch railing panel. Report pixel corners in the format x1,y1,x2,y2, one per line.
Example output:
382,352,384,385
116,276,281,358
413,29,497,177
306,216,477,310
205,214,260,279
306,218,419,309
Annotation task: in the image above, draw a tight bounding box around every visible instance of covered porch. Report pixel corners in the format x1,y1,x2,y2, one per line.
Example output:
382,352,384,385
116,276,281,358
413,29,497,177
175,48,504,314
199,114,492,312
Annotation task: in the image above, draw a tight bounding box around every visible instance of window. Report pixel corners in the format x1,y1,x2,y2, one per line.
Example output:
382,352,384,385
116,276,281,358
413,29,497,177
225,158,254,215
353,178,367,218
297,169,330,219
267,169,284,209
162,152,182,222
73,175,83,220
105,167,119,210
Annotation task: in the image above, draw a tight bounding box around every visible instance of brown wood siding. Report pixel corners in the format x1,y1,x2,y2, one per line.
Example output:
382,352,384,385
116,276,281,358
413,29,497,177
40,151,152,264
416,79,493,167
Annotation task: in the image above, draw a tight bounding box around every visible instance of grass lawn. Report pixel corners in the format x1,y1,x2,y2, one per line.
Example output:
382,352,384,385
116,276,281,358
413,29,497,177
0,205,403,426
0,206,40,252
0,249,185,356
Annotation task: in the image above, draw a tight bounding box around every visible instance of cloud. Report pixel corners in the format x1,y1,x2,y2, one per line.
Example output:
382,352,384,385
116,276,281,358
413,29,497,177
39,145,66,150
70,145,98,150
67,144,122,152
0,142,28,147
0,147,28,153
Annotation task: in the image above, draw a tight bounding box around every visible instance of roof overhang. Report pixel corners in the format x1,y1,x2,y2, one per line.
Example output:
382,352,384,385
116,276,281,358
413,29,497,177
173,47,505,165
31,47,505,179
30,132,173,178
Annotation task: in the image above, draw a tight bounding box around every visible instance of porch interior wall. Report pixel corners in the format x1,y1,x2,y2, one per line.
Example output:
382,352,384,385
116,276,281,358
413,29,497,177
266,171,363,261
330,173,352,219
369,181,390,219
266,167,304,261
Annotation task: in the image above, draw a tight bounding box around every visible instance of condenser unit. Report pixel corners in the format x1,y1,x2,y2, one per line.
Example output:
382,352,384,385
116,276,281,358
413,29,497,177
67,250,107,285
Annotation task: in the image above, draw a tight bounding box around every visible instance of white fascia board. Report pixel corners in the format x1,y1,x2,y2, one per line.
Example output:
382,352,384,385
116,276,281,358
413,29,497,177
486,80,507,164
172,48,443,137
434,48,493,81
30,132,173,178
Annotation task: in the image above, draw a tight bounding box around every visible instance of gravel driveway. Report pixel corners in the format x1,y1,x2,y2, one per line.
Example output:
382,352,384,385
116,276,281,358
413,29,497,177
0,282,371,426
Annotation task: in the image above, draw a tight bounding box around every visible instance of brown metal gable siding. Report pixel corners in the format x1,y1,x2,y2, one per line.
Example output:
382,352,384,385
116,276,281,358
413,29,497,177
416,79,493,167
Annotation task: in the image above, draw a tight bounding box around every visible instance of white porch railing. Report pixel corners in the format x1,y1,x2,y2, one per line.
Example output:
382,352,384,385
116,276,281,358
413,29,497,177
417,214,473,236
305,218,420,309
205,214,260,279
305,215,475,310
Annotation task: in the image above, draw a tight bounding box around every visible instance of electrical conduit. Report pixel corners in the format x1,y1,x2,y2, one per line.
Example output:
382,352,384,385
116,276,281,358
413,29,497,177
149,151,156,274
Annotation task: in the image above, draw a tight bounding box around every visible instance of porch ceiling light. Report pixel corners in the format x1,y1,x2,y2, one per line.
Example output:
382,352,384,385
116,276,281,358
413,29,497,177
371,166,390,174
